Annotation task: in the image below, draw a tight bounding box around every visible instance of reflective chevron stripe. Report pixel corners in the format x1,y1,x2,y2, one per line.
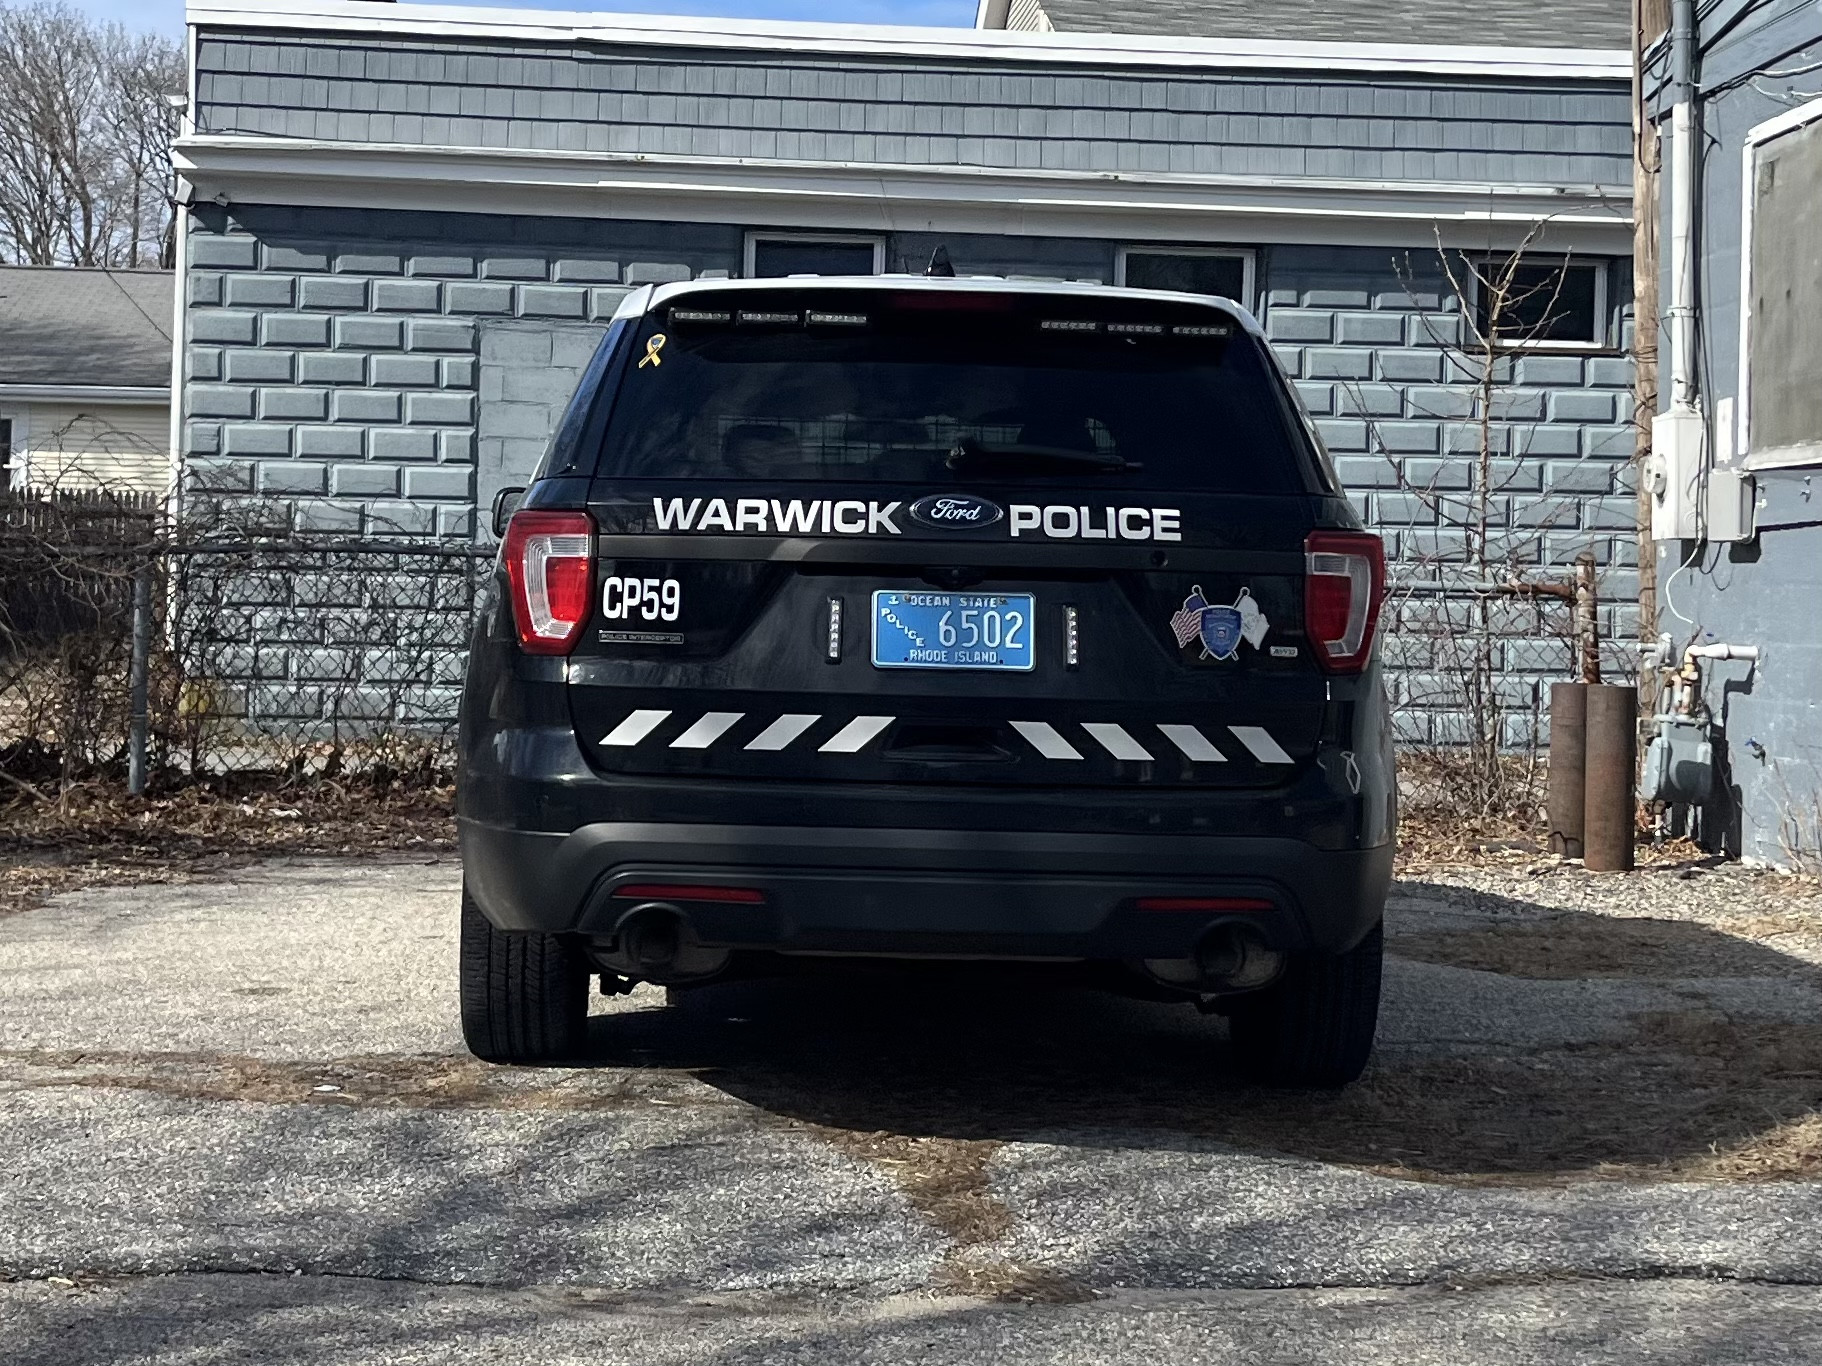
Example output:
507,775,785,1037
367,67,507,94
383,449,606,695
745,714,821,751
1082,723,1154,762
1228,725,1295,765
670,712,744,749
1009,720,1083,761
1158,724,1228,762
600,709,671,746
819,716,894,753
597,710,1296,765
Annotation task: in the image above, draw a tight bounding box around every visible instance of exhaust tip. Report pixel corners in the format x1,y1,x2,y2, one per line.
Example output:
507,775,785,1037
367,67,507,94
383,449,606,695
594,903,733,984
1143,922,1284,993
1196,923,1284,991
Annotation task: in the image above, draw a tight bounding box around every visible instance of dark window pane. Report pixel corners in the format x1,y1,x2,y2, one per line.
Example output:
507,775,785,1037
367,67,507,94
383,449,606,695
596,289,1317,494
1477,260,1601,344
751,239,878,278
1124,252,1247,301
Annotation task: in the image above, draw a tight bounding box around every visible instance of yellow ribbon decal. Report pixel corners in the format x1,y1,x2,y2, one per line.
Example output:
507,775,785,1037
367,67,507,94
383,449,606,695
639,333,667,369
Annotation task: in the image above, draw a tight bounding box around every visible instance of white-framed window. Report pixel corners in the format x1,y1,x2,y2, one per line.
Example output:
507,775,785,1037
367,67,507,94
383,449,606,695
1470,255,1609,351
1737,96,1822,471
1115,246,1256,307
744,232,886,279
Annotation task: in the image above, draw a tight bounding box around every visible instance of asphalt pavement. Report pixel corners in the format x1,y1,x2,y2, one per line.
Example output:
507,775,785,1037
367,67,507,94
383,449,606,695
3,856,1821,1363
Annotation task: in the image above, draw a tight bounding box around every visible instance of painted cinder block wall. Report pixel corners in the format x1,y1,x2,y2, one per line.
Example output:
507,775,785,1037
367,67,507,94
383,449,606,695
179,205,1635,738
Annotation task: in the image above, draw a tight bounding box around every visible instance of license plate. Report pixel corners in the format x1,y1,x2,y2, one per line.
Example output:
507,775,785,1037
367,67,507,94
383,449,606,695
872,591,1036,671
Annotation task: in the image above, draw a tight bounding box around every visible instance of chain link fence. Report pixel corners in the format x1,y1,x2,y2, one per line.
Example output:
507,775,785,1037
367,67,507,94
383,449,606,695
1,491,489,795
4,489,1619,827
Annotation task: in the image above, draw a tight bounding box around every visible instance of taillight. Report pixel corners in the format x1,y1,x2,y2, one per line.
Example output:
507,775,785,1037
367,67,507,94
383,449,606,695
502,509,594,655
1304,530,1385,674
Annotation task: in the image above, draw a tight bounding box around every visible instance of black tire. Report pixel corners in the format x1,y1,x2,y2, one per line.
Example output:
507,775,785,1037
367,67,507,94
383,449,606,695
1227,921,1382,1088
459,884,590,1064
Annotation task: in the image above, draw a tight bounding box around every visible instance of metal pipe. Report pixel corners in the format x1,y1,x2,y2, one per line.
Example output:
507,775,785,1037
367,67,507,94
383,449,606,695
1666,0,1701,411
1584,684,1639,872
127,564,152,796
1548,682,1589,858
1574,552,1601,683
1684,642,1760,663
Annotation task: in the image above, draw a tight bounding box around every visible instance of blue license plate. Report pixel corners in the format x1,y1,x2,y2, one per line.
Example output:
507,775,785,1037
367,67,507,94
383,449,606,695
872,591,1036,672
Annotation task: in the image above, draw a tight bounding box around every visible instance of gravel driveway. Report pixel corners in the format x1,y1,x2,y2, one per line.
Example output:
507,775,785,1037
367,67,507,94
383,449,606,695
3,853,1821,1362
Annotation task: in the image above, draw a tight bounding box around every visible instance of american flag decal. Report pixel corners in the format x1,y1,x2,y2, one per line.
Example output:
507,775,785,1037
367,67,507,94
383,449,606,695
1170,588,1210,648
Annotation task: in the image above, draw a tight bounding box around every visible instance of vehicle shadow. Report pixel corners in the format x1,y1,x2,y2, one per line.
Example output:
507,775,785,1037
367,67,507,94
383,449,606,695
582,879,1822,1183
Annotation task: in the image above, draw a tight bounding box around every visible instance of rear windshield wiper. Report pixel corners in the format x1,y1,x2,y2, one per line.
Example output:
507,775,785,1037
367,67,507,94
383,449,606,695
946,437,1142,474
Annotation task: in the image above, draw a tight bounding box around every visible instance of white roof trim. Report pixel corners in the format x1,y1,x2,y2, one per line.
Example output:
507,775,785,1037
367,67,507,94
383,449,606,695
173,135,1633,255
186,0,1631,79
0,385,170,404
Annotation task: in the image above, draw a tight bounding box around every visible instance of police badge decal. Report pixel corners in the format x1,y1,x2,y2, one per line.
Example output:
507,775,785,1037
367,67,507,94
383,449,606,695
1169,586,1269,661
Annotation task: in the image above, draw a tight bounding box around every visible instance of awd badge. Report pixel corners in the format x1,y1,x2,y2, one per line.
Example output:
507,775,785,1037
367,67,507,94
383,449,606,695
1170,586,1269,661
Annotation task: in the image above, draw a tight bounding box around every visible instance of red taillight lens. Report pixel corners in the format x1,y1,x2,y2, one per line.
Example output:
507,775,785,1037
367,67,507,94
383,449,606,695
1304,530,1386,674
502,510,594,655
1134,896,1276,912
613,885,766,904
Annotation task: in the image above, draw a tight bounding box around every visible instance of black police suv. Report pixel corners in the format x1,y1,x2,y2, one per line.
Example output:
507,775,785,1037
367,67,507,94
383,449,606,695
458,276,1395,1086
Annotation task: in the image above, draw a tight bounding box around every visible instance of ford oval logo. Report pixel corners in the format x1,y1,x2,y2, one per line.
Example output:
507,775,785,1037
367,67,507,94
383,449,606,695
909,494,1005,532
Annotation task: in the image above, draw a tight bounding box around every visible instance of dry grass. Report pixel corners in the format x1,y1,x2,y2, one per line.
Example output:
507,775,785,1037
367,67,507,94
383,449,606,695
0,778,454,917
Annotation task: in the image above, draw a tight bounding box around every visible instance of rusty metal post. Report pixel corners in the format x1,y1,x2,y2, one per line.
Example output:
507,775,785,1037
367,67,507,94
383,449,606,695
127,562,152,797
1584,683,1638,871
1574,552,1601,684
1548,682,1588,857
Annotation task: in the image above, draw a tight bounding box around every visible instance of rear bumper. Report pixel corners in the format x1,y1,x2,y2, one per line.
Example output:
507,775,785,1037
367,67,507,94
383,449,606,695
460,816,1392,959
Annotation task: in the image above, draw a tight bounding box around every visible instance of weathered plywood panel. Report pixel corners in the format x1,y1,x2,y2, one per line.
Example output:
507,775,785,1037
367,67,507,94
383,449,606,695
1749,117,1822,458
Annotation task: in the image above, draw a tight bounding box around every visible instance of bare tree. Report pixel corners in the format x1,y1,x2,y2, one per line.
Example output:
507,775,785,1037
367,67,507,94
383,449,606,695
0,1,183,268
1353,225,1621,825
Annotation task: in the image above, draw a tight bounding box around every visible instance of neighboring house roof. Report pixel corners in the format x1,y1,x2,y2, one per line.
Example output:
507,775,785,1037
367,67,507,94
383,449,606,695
990,0,1631,49
0,266,174,392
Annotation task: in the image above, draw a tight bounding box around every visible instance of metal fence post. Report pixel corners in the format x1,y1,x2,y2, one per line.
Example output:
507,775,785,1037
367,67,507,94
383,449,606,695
128,561,152,796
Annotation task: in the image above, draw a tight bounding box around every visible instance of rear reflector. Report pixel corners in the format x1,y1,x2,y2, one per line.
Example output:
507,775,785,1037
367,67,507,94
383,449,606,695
1304,529,1386,675
613,884,766,904
1134,897,1276,913
503,509,594,656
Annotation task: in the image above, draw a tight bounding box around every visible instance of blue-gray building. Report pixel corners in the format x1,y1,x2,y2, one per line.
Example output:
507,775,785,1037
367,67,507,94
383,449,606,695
171,0,1638,742
1643,0,1822,866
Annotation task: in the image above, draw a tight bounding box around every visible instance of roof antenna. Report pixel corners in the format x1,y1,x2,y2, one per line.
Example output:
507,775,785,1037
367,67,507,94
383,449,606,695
925,246,956,278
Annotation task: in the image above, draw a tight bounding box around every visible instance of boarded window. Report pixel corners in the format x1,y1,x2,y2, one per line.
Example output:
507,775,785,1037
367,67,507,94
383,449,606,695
747,236,882,279
1748,117,1822,463
1120,249,1252,303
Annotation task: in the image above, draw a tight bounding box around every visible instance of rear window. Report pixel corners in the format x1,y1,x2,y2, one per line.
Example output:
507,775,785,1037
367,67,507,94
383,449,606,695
590,289,1317,493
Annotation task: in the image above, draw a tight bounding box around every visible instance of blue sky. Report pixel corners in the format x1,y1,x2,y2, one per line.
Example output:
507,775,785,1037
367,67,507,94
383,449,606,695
75,0,978,38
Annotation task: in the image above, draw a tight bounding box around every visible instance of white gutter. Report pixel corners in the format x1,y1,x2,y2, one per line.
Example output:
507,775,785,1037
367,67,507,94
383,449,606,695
0,385,170,404
171,135,1634,252
185,0,1632,79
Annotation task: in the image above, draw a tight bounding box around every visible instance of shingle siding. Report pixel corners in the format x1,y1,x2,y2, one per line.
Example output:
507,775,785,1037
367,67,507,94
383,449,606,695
1025,0,1628,49
194,33,1631,188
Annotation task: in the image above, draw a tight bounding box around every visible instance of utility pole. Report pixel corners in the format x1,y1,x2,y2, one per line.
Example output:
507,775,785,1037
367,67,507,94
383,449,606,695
1633,0,1670,707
